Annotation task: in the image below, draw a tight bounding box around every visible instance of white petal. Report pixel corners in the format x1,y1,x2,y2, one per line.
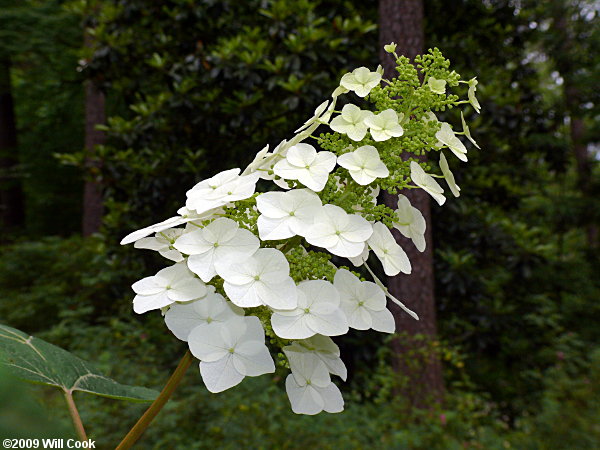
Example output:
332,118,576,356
285,375,324,415
370,308,396,333
271,312,313,339
200,356,245,393
132,276,163,295
167,277,207,302
133,292,172,314
317,382,344,413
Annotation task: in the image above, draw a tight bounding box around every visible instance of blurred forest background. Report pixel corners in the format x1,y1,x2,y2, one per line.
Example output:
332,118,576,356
1,0,599,448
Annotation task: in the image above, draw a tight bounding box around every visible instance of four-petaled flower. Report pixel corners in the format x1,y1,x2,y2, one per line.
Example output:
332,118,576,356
271,280,348,339
337,145,389,185
467,77,481,114
334,269,395,332
188,316,275,393
393,194,426,252
428,77,447,95
256,189,323,240
284,350,344,415
164,287,244,341
132,263,207,314
134,228,186,262
218,248,297,310
174,217,259,282
186,168,259,214
436,122,468,162
364,109,404,142
340,66,382,98
410,161,446,206
439,152,461,197
329,104,374,141
273,143,336,192
367,222,412,276
305,204,373,258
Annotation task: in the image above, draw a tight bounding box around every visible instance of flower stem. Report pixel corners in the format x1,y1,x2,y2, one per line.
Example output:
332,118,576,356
116,350,194,450
63,391,88,441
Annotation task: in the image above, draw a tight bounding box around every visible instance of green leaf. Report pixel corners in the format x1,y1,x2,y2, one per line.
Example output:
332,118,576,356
0,324,158,402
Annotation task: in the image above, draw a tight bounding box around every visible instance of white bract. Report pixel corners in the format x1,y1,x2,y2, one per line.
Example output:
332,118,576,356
337,145,389,185
329,104,373,141
271,280,348,339
410,161,446,206
334,269,395,332
368,222,412,276
468,78,481,113
284,349,344,415
134,228,186,262
256,189,322,240
461,111,481,149
428,77,447,95
436,122,468,162
273,143,336,192
219,248,297,310
439,152,461,197
364,109,404,142
174,218,259,282
186,168,259,213
188,316,275,393
132,263,207,314
164,287,244,341
393,194,427,252
284,335,347,380
305,204,373,258
122,52,482,416
340,66,381,98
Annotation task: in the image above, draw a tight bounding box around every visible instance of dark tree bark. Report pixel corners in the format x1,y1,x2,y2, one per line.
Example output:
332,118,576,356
550,3,597,248
379,0,444,407
81,33,105,237
0,56,25,233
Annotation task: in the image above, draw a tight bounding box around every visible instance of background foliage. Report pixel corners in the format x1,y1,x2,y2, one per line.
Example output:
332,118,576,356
0,0,598,448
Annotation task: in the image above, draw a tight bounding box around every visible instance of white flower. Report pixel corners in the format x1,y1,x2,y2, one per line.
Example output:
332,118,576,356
334,269,395,332
284,335,347,380
364,109,404,142
132,263,207,314
367,222,411,276
410,161,446,206
439,152,461,197
173,217,259,282
337,145,389,186
271,280,348,339
188,316,275,393
273,143,336,192
121,215,196,246
164,287,244,341
329,104,373,141
256,189,323,240
468,78,481,113
305,204,373,258
347,243,369,267
384,42,396,53
218,248,297,310
186,168,259,213
393,194,426,252
284,351,344,415
461,111,480,149
295,100,331,133
133,228,186,262
428,77,447,95
435,122,468,162
340,66,382,98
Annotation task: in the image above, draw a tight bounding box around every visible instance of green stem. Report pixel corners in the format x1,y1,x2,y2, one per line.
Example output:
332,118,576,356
116,351,194,450
64,391,88,441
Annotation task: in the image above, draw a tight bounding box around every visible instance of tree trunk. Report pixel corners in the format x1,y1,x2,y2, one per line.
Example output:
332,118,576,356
379,0,444,407
551,1,597,248
0,56,25,234
82,33,105,236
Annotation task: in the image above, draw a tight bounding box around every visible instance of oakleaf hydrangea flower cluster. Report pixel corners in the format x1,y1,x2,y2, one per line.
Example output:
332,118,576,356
121,47,481,415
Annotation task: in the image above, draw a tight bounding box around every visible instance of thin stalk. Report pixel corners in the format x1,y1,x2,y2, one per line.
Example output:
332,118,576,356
116,350,194,450
64,391,88,441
